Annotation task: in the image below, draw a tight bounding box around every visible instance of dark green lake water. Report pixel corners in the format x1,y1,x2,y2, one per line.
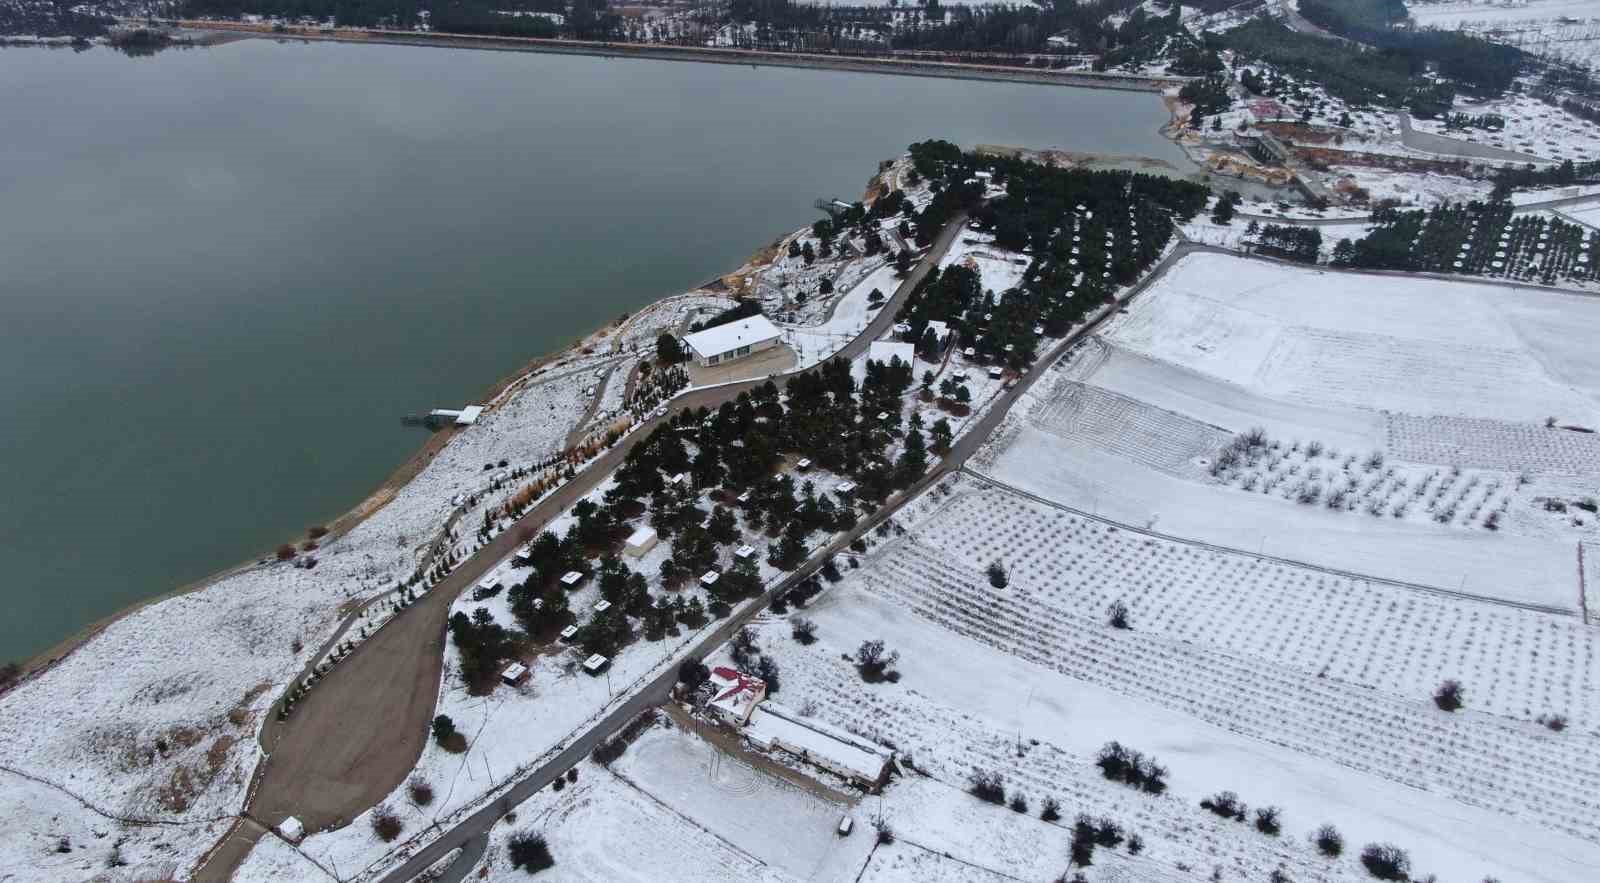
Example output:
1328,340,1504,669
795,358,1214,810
0,39,1183,661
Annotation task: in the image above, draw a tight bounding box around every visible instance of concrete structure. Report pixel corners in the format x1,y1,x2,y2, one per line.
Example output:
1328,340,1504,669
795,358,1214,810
560,571,584,587
744,701,892,788
624,525,659,558
682,316,782,367
706,667,766,725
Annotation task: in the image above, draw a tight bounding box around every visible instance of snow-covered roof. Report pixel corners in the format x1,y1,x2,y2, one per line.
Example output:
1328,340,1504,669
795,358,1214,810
626,525,658,547
745,702,892,783
708,666,765,722
682,315,782,360
593,600,611,613
561,571,583,585
583,654,609,672
868,340,915,368
927,320,950,341
700,570,720,586
501,662,528,682
278,816,304,841
734,544,756,559
455,405,483,425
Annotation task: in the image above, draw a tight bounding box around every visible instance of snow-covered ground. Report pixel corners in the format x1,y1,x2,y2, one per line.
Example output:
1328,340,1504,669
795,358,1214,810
937,229,1029,300
974,253,1600,610
784,261,898,369
717,470,1600,882
1409,91,1600,163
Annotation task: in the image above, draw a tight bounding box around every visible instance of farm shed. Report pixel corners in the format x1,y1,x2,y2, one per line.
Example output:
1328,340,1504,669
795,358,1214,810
706,666,766,725
500,662,529,686
744,702,892,788
682,316,782,367
625,525,659,557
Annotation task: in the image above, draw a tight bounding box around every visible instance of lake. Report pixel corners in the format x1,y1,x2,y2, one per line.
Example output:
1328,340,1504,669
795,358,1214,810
0,38,1185,662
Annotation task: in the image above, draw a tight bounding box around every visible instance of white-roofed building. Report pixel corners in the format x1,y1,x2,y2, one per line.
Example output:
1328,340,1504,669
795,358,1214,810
682,316,782,367
744,701,893,788
624,525,659,557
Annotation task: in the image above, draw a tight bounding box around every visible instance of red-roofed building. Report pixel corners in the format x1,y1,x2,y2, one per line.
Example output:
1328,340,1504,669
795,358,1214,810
707,666,766,725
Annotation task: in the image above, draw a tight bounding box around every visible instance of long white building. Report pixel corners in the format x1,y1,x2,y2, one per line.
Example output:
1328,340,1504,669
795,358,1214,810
681,315,782,367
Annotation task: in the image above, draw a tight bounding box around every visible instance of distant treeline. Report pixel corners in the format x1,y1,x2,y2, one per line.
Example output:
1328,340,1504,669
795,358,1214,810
182,0,615,38
0,0,110,37
1297,0,1522,96
1224,18,1454,116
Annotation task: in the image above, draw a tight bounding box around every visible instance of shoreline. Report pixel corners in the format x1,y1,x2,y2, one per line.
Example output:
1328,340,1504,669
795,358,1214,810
10,58,1191,680
173,20,1189,93
13,312,628,678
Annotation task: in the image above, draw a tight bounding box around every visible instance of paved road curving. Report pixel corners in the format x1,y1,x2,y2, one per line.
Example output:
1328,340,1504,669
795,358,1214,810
192,214,968,882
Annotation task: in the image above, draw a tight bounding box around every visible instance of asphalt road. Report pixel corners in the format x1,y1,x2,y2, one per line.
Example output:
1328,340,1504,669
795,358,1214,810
371,236,1203,883
191,214,968,882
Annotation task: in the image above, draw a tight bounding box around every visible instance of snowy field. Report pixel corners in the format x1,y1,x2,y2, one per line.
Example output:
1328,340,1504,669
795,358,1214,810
718,472,1600,882
456,752,793,883
975,253,1600,610
1406,0,1599,29
1409,91,1600,163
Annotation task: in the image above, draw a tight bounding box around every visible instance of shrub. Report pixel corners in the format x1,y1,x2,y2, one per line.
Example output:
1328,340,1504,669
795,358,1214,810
820,559,842,582
1127,833,1144,855
1200,790,1247,821
873,817,895,844
1359,843,1410,880
1433,679,1464,712
1040,796,1061,822
677,659,709,691
566,768,578,783
307,525,329,539
0,662,19,690
1092,817,1123,848
1070,815,1096,867
431,714,456,744
1540,713,1568,731
1255,806,1282,836
1107,600,1130,630
370,806,403,842
591,737,626,766
275,544,296,560
1314,824,1345,857
408,778,434,807
508,831,555,873
1009,793,1029,813
791,617,817,645
856,639,900,683
1095,741,1168,794
986,560,1008,588
968,769,1006,804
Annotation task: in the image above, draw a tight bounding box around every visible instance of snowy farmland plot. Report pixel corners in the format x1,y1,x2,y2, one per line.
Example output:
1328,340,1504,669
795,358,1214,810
978,252,1600,609
728,472,1600,882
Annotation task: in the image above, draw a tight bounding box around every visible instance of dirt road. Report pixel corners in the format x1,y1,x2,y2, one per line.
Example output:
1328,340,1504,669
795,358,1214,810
192,215,967,882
